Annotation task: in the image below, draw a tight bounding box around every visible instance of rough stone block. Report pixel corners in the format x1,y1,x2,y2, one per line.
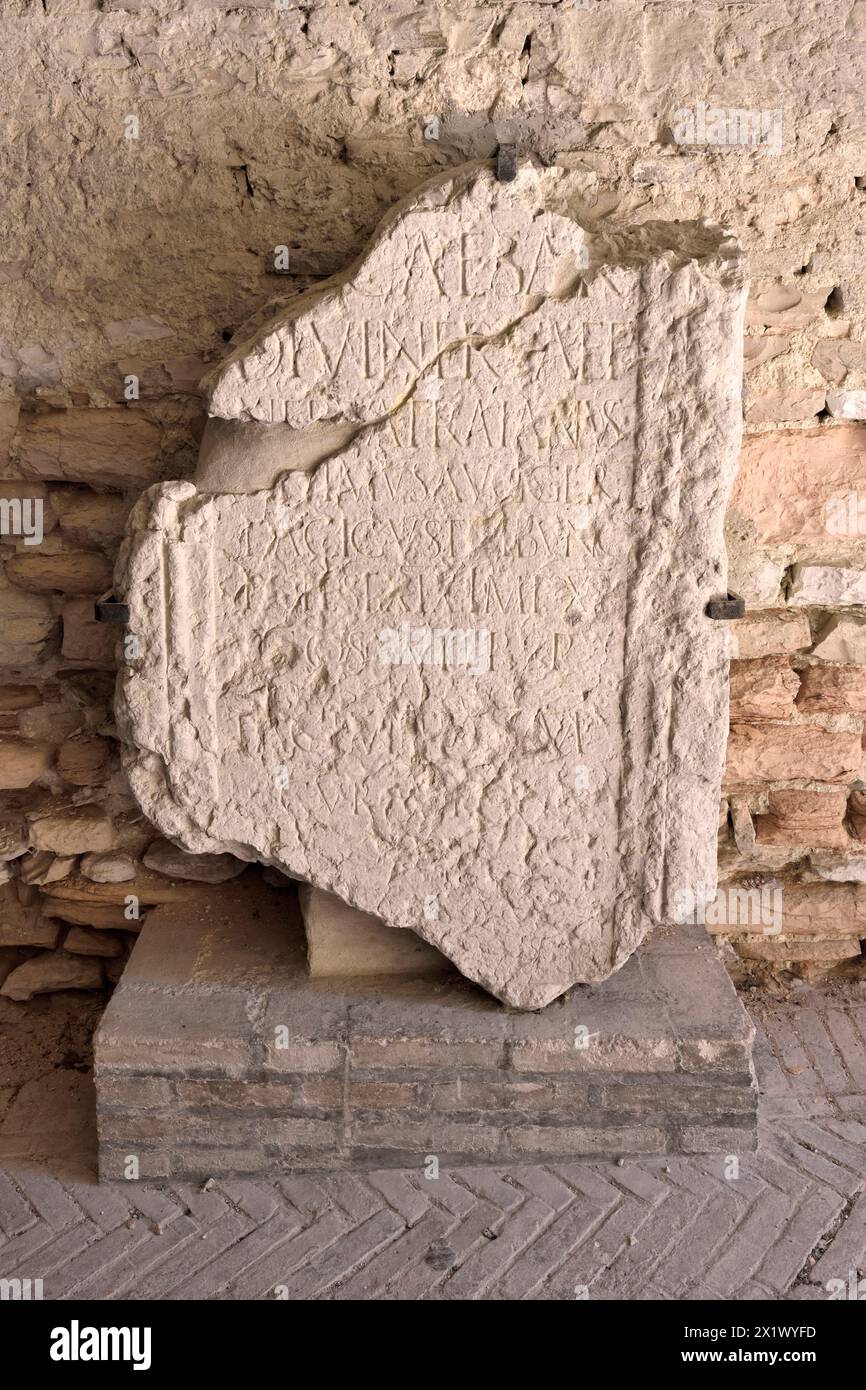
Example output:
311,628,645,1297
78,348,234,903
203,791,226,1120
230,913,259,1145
725,724,863,784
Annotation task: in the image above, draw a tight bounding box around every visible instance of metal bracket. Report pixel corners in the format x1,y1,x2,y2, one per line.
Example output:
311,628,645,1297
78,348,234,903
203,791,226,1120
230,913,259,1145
495,144,517,182
94,598,130,625
705,594,745,620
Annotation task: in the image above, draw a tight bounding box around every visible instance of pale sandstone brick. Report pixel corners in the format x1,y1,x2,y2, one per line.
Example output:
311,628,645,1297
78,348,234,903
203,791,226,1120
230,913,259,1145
729,657,800,720
796,664,866,713
56,735,111,786
29,804,115,854
708,880,866,937
745,390,824,423
49,488,132,547
0,737,54,789
725,724,863,784
729,423,866,545
60,597,117,666
825,389,866,420
15,409,162,490
733,936,861,962
0,570,59,666
755,788,849,847
730,611,811,660
5,549,113,595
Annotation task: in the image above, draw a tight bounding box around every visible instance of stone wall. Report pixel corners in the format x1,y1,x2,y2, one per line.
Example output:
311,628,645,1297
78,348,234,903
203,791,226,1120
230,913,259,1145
2,0,866,998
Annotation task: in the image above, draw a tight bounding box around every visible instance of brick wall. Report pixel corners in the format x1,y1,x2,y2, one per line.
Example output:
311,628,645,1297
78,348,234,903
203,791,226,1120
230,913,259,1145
2,1,866,997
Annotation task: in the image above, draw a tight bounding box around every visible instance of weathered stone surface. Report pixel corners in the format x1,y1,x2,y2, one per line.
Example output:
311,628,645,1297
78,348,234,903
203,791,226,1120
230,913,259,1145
755,789,849,848
4,549,113,595
49,487,132,547
28,804,115,855
796,664,866,714
825,389,866,420
729,611,811,661
56,734,111,786
789,564,866,607
730,424,866,546
812,615,866,663
0,570,59,666
0,885,61,947
0,737,53,789
61,596,118,667
745,282,831,332
18,850,78,886
301,884,450,978
725,725,863,785
14,409,162,490
744,390,824,424
729,657,799,721
0,950,103,1001
63,924,123,958
116,163,747,1009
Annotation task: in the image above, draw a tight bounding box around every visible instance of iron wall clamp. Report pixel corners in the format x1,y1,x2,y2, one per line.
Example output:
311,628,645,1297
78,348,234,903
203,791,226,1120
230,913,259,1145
94,597,130,624
705,594,745,620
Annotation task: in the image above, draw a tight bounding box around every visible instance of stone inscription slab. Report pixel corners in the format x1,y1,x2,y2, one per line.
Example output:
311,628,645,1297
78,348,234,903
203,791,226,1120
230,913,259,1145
116,163,747,1008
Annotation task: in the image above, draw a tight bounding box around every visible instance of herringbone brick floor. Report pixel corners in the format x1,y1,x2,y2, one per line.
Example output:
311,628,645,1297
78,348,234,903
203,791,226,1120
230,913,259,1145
1,984,866,1300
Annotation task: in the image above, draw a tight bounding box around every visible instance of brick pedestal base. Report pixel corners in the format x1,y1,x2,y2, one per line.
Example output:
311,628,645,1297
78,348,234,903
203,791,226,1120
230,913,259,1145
94,876,758,1179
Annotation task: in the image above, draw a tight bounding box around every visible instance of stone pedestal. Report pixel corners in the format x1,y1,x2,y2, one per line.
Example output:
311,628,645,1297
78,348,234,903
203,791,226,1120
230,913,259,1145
95,876,758,1180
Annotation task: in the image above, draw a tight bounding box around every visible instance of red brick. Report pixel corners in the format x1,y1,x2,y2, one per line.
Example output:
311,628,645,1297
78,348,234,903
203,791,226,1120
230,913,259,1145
725,725,863,784
729,657,799,720
796,664,866,714
729,423,866,545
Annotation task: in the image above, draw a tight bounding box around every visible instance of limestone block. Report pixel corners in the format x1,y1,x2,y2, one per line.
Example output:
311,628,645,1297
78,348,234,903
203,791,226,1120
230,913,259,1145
725,725,862,784
729,657,799,721
825,390,866,419
63,925,123,957
0,885,61,947
56,735,111,786
300,884,450,979
812,615,866,662
116,162,747,1009
789,564,866,607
